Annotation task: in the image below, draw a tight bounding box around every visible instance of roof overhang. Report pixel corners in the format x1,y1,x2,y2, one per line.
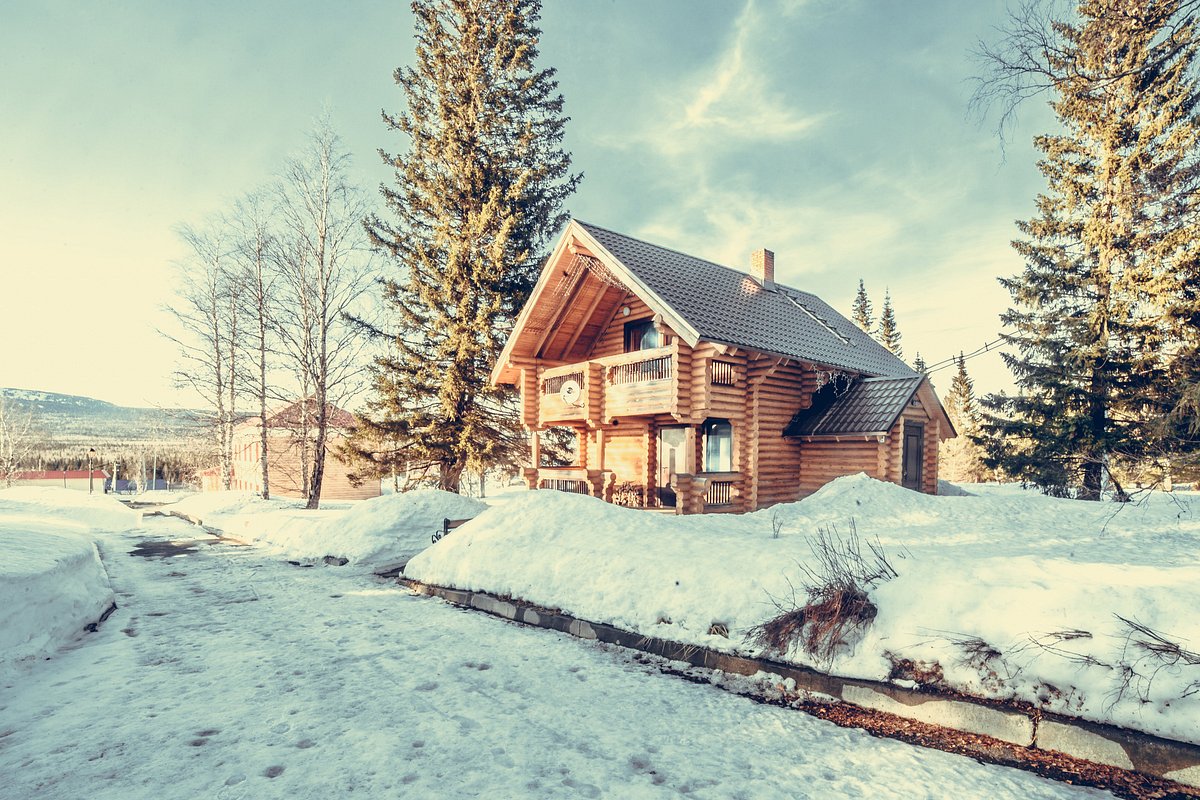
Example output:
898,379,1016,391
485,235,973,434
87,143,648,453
491,220,701,386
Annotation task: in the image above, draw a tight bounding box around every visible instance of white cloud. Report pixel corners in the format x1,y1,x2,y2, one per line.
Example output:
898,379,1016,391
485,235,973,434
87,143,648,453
598,0,824,158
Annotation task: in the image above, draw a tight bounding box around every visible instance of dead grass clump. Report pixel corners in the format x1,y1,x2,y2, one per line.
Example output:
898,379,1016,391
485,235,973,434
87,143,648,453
885,652,946,688
748,522,898,663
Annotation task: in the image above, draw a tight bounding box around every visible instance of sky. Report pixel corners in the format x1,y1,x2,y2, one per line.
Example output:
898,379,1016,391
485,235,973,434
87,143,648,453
0,0,1059,408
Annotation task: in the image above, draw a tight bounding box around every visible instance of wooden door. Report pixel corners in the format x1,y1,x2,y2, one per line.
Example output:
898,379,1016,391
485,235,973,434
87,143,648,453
657,426,687,507
902,423,924,491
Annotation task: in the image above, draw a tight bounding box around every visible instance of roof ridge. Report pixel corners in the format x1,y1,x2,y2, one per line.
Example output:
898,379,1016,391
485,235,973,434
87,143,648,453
577,219,778,286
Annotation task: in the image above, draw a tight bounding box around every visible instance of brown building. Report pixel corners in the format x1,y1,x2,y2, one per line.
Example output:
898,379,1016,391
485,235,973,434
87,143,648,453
218,400,379,502
492,220,955,514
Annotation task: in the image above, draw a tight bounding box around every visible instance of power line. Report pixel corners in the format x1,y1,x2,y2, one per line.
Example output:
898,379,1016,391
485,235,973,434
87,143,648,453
922,334,1010,375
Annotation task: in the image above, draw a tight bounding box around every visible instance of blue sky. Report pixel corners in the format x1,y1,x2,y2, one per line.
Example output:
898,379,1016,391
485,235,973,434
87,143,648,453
1,0,1056,407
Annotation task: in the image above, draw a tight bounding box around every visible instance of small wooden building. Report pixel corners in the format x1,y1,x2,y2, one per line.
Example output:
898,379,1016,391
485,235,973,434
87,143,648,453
492,220,955,514
222,400,380,502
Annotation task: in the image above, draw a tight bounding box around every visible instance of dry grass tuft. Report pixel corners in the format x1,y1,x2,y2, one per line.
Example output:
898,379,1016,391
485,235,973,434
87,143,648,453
748,522,897,663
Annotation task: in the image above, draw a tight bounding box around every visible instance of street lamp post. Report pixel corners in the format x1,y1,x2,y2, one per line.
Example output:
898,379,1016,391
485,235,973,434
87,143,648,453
88,448,96,494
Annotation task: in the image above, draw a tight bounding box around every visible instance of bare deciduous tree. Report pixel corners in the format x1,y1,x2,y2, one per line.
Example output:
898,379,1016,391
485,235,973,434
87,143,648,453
165,223,240,490
0,394,41,487
229,191,279,500
274,118,374,509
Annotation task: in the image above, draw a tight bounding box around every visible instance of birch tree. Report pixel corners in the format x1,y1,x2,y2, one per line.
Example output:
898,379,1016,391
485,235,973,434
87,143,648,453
229,191,278,500
0,394,40,487
166,224,239,489
275,119,374,509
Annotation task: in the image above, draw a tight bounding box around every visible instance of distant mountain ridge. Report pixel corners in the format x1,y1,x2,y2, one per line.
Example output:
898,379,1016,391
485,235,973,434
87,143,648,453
1,388,204,444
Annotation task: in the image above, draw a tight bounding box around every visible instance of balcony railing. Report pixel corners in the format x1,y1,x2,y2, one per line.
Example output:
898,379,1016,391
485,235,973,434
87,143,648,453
543,370,583,396
705,479,734,506
537,346,677,424
608,354,672,385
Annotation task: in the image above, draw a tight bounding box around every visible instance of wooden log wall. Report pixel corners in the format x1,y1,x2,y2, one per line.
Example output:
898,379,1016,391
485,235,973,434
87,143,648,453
797,439,882,498
588,294,654,358
604,426,648,491
744,357,810,510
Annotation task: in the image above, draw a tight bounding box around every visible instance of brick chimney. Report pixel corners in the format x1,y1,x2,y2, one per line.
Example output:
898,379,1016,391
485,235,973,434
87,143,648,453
750,248,775,289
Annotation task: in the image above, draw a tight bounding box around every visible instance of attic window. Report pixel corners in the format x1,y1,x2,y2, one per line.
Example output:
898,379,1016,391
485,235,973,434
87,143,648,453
624,320,662,352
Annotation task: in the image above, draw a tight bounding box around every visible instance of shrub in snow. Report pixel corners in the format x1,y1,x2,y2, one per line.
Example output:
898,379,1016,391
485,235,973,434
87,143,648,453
748,523,898,664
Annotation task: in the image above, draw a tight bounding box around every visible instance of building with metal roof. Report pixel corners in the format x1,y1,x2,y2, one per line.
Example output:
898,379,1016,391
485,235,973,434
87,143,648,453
492,220,955,513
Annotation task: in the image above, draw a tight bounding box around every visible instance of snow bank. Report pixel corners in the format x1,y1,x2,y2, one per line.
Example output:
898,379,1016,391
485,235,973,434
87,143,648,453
172,489,486,568
0,489,134,668
405,475,1200,743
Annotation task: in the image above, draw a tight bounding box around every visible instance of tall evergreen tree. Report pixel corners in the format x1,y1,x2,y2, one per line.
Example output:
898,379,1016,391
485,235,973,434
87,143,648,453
359,0,581,492
941,353,990,482
912,352,927,374
946,354,977,427
976,0,1200,498
877,290,903,358
851,278,873,333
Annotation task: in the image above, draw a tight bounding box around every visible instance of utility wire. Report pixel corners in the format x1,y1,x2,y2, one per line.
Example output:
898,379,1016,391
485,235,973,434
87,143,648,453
922,334,1010,375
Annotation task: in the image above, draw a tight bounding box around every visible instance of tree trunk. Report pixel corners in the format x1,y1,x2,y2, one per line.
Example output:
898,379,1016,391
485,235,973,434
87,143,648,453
307,398,328,510
259,348,270,500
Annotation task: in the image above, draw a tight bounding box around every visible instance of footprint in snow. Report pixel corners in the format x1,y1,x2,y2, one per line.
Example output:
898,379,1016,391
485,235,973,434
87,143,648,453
295,739,315,749
271,722,291,734
414,681,438,692
263,765,285,779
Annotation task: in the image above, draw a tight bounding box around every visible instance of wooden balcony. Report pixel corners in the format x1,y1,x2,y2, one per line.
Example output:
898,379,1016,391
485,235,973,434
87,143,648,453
537,345,677,425
539,363,591,425
598,345,675,419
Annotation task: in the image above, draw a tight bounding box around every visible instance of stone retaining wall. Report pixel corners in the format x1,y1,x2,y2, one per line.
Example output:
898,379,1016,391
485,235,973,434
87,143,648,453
399,577,1200,791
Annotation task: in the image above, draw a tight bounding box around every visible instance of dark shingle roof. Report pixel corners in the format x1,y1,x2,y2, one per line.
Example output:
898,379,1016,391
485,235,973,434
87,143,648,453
578,221,916,378
784,376,925,437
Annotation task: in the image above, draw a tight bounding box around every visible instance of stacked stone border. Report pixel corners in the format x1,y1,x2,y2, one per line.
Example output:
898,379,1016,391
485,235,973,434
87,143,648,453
397,576,1200,793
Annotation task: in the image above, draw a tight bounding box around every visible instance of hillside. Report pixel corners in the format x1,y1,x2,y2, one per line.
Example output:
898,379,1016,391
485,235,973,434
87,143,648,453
1,388,204,444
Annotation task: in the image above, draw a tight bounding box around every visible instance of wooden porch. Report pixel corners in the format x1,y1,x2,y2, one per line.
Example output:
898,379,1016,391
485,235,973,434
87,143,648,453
525,465,742,515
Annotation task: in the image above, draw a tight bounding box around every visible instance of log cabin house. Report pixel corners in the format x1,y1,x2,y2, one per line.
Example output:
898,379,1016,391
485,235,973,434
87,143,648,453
492,220,955,514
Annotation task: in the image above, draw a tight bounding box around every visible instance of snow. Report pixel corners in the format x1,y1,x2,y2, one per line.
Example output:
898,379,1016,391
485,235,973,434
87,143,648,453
406,474,1200,744
0,514,1105,799
169,489,485,568
0,488,137,669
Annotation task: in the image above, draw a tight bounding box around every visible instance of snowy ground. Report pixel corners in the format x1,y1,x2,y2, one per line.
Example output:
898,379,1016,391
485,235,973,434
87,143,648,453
0,489,135,668
406,475,1200,745
0,512,1108,799
165,489,485,569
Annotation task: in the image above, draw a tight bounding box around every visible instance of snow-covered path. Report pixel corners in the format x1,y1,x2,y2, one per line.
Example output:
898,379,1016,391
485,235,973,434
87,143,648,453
0,516,1109,799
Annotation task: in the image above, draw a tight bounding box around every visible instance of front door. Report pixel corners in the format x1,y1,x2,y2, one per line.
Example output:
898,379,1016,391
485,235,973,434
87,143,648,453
657,426,687,507
902,422,924,491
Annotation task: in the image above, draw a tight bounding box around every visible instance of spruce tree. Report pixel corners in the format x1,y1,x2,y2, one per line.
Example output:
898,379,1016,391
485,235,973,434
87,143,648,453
977,0,1200,498
912,352,927,374
877,290,902,359
851,279,873,333
941,353,989,482
360,0,581,492
946,354,976,428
